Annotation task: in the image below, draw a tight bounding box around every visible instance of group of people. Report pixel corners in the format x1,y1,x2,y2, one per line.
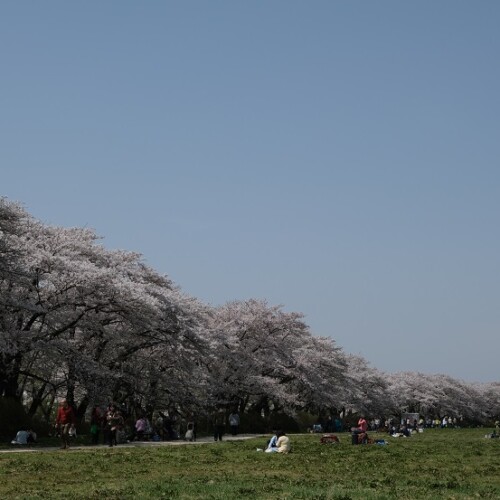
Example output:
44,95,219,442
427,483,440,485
12,400,292,452
10,429,37,445
56,400,128,448
56,400,201,448
90,403,155,447
212,409,241,441
317,415,344,433
351,415,370,444
255,430,291,453
11,399,76,448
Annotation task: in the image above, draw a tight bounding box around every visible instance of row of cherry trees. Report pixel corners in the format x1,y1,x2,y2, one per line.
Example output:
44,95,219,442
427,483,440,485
1,198,499,425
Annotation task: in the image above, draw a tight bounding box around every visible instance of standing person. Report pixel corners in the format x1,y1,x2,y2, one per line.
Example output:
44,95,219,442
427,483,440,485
55,399,76,450
155,412,164,440
134,415,147,441
186,414,197,441
161,412,177,441
325,415,334,433
105,403,123,447
228,410,240,436
213,408,226,441
188,413,198,441
351,414,368,445
185,421,195,441
90,406,102,445
357,415,368,433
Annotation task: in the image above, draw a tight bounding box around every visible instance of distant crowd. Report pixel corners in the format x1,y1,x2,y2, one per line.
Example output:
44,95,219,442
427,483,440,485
10,399,497,450
43,400,244,449
310,414,466,436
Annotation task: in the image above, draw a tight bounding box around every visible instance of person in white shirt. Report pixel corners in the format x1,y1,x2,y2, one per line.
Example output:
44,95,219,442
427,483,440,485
228,412,240,436
264,432,279,452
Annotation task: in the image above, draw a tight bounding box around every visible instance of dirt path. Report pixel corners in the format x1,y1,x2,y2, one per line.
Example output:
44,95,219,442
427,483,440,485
0,434,264,454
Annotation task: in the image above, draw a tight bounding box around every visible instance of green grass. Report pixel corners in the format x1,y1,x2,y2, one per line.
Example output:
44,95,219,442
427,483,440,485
1,429,499,499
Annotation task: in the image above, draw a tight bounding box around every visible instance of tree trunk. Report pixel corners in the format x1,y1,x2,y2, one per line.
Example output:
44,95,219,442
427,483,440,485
0,353,23,400
27,382,48,416
76,395,89,421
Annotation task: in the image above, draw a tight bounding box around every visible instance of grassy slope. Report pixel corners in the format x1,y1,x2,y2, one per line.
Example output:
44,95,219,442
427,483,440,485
0,429,499,499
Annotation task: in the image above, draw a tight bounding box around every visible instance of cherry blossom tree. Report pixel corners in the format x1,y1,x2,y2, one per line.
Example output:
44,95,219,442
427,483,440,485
0,198,40,399
0,198,208,420
475,382,500,420
2,197,499,427
386,371,485,421
342,354,392,417
205,299,349,415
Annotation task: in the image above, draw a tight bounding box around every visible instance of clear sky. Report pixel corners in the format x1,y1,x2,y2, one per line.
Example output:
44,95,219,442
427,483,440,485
2,1,499,382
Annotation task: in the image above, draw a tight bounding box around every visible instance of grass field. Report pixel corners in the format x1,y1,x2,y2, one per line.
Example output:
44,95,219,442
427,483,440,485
1,428,499,499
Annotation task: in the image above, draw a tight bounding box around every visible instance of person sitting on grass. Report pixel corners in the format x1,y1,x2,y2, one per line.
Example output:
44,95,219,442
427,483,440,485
265,431,290,453
400,423,411,437
11,429,36,445
276,432,291,453
263,430,279,452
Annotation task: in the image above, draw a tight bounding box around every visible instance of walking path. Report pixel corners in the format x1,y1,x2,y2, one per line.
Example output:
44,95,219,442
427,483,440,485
0,434,265,454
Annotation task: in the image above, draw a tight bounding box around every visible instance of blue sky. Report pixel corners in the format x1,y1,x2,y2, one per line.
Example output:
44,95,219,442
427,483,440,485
2,1,499,382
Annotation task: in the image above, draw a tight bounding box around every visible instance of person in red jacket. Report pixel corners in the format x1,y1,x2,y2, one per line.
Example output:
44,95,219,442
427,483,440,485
351,415,369,445
357,416,368,433
55,399,76,449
